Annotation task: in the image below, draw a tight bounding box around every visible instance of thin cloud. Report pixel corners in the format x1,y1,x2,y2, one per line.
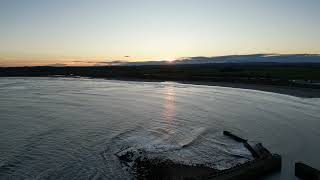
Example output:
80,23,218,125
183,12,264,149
46,63,67,67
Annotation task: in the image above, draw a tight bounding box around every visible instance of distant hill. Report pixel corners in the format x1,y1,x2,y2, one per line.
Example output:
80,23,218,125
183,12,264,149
112,54,320,66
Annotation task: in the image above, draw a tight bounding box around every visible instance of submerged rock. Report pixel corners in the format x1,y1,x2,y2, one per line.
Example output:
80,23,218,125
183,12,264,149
115,131,281,180
115,147,219,179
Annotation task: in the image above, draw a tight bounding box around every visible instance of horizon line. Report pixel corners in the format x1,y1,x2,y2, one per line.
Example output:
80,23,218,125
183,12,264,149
1,53,320,68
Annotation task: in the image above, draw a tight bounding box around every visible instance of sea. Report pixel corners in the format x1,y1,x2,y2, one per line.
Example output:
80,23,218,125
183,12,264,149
0,77,319,180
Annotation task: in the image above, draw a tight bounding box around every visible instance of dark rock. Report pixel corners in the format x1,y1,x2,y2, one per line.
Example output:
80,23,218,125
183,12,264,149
295,162,320,180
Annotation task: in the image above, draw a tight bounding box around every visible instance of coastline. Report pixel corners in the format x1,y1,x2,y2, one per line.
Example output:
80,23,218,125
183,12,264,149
1,63,319,98
178,80,320,98
95,77,320,98
2,76,320,98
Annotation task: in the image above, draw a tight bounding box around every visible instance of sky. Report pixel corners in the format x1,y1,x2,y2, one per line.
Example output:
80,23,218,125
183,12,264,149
0,0,319,66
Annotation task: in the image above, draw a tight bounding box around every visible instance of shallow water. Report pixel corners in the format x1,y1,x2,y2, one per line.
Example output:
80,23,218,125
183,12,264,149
0,77,319,180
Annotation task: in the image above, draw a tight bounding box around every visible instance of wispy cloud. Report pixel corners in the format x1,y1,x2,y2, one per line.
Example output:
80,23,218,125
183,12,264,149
46,63,67,67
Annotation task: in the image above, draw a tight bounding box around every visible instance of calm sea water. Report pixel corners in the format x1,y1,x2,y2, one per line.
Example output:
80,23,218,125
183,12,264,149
0,77,319,180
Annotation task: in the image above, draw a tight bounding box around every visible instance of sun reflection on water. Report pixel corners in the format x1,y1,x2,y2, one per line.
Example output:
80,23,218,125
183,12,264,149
162,86,176,137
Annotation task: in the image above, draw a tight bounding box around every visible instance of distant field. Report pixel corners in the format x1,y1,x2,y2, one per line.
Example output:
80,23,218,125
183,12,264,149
1,63,320,87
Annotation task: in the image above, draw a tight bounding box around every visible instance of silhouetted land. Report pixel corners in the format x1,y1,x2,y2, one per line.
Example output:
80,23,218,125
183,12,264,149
1,63,320,97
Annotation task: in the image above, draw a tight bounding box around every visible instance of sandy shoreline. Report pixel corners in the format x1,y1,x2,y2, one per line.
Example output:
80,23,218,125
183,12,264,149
178,81,320,98
4,76,320,98
99,77,320,98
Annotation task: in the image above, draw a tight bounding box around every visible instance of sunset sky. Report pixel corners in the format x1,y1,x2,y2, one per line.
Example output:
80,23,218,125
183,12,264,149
0,0,319,66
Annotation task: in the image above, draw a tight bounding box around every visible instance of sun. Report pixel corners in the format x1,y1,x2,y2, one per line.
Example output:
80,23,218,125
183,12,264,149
166,59,175,63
